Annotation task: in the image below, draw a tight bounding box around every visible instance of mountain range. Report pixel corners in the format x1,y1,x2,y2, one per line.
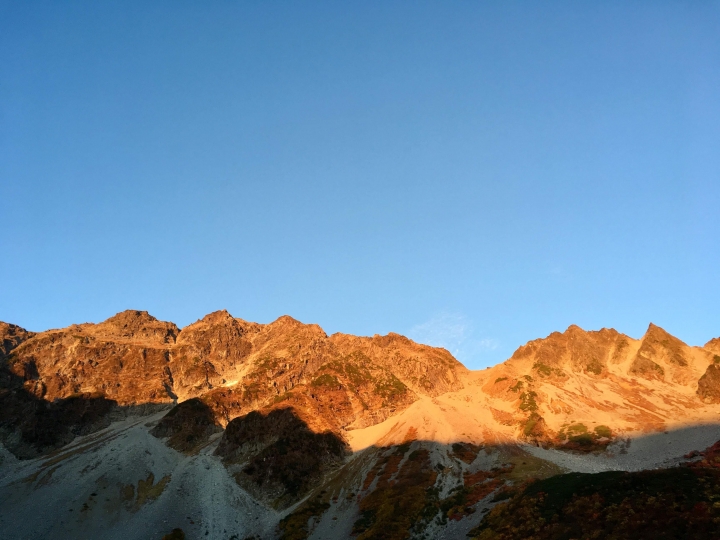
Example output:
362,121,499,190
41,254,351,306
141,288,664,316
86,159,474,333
2,310,720,539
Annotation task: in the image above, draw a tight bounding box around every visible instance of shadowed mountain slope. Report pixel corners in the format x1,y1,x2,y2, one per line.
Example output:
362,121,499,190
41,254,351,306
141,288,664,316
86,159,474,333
470,438,720,540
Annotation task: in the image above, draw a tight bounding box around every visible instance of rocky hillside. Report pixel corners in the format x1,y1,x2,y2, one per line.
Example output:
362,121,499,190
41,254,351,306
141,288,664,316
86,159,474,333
0,321,34,359
0,309,466,457
2,310,720,540
460,323,720,450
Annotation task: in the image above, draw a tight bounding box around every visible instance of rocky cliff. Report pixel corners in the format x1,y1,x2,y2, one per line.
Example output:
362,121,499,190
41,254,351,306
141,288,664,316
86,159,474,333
0,309,467,457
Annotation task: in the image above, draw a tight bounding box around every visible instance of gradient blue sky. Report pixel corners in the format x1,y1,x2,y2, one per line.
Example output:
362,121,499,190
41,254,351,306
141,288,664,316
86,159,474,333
2,2,719,369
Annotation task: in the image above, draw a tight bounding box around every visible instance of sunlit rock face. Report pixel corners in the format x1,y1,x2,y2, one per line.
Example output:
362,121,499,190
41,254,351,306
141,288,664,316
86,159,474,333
3,311,720,456
0,309,467,455
3,310,178,405
0,321,34,359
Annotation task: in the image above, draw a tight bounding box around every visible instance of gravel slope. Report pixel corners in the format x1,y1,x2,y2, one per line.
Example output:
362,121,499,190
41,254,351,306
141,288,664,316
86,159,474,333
0,411,279,540
523,423,720,473
3,413,720,539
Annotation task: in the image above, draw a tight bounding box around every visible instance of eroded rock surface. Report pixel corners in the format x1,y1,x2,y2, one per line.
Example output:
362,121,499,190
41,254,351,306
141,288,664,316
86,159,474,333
215,407,347,506
0,309,468,459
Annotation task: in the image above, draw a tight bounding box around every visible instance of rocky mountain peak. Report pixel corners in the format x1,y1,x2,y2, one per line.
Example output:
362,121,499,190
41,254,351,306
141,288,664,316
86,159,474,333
195,309,235,325
508,324,623,377
176,309,244,343
629,322,691,382
265,315,327,338
704,337,720,355
564,323,584,333
371,332,413,348
100,309,159,328
259,316,328,346
643,322,680,341
0,321,34,358
271,314,303,326
92,310,179,344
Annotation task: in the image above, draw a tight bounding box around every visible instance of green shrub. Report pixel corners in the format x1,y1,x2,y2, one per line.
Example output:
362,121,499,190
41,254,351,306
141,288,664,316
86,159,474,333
519,391,538,412
594,425,612,438
161,529,185,540
569,433,594,446
585,358,603,375
311,374,340,388
532,362,553,377
523,413,542,436
374,375,407,399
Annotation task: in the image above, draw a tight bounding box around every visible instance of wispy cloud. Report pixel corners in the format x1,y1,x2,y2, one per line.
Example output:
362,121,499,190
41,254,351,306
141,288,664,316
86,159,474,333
407,312,498,367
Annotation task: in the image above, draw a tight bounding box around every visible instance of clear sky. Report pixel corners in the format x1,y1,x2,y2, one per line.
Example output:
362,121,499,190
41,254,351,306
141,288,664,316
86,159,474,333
1,2,719,369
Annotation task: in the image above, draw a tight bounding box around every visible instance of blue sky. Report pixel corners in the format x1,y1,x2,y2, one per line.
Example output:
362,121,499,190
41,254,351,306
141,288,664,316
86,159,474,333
1,2,719,369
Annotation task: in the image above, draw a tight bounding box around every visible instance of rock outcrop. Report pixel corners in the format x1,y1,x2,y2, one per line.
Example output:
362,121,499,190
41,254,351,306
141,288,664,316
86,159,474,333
215,407,347,506
0,322,34,359
0,309,468,458
471,322,720,450
149,397,222,452
705,337,720,356
3,310,177,404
